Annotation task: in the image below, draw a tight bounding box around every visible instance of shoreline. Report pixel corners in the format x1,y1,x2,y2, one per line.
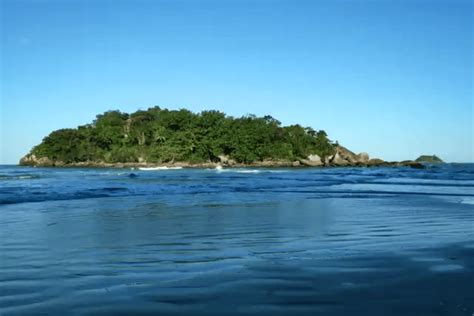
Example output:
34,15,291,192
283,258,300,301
18,160,426,169
19,145,428,169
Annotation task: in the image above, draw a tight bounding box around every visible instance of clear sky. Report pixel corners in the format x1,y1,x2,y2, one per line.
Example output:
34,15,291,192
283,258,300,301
1,0,472,164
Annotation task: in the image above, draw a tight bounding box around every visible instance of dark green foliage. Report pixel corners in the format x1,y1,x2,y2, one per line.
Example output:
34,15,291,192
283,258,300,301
415,155,444,163
31,107,336,164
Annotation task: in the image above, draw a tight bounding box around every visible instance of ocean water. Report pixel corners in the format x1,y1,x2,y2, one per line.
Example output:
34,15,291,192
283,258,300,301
0,164,473,315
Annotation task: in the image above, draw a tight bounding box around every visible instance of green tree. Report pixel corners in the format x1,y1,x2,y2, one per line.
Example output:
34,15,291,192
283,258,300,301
28,107,335,165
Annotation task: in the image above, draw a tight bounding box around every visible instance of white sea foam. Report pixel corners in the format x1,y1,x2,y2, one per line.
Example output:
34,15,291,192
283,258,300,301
0,175,37,180
236,169,260,174
17,175,36,179
139,166,183,171
208,167,260,173
461,198,474,205
210,168,288,174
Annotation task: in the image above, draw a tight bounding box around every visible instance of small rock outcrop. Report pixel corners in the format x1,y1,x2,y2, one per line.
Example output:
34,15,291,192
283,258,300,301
323,145,372,166
356,152,369,164
299,154,324,167
397,160,425,169
324,155,333,166
292,161,301,167
20,154,54,167
336,146,357,164
308,154,322,164
300,154,323,167
218,155,236,166
367,158,386,166
330,152,350,166
415,155,443,163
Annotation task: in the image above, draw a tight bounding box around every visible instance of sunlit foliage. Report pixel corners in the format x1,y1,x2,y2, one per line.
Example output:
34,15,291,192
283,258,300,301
31,107,335,163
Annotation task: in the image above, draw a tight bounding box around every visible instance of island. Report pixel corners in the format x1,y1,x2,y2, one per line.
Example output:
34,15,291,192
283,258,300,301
20,106,424,169
415,155,444,163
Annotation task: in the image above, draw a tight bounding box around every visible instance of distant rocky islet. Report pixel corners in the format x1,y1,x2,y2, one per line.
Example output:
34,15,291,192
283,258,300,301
20,107,436,169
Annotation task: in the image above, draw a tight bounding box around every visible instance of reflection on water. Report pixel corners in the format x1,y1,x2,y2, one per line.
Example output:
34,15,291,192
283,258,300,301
0,165,473,315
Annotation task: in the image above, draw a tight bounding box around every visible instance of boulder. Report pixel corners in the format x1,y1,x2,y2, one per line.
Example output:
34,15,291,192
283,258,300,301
19,154,35,166
19,154,54,167
399,160,425,169
356,152,369,163
218,155,229,163
367,158,386,166
300,159,323,167
336,146,358,164
292,160,301,167
218,155,236,166
330,152,350,166
306,154,323,166
324,155,334,166
53,160,66,167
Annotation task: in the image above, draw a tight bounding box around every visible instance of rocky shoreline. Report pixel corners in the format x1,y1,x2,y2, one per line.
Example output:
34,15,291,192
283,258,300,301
19,145,426,169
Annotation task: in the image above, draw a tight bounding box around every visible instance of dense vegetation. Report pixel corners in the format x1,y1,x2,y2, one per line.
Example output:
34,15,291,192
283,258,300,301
30,107,335,164
415,155,443,163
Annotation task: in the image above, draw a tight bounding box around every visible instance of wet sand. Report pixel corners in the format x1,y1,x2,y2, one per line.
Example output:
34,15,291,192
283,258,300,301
75,243,474,316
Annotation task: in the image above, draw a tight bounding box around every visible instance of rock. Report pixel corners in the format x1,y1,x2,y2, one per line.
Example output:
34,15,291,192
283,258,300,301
53,160,66,167
259,160,278,167
336,146,358,164
399,160,426,169
19,154,54,167
19,154,34,166
38,157,54,167
324,155,333,166
367,158,386,166
300,159,323,167
299,154,323,167
356,152,369,163
305,154,323,166
330,152,350,166
252,159,293,167
415,155,443,163
218,155,236,166
19,153,39,166
218,155,229,163
308,154,322,163
292,160,301,167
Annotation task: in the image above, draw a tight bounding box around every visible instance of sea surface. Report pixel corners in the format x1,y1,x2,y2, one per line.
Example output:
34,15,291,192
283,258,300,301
1,164,473,315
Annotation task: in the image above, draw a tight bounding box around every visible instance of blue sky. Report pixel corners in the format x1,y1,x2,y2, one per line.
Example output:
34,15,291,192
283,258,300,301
1,0,472,164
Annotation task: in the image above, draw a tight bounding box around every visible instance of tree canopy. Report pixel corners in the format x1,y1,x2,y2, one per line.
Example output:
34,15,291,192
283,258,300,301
415,155,444,163
30,107,336,164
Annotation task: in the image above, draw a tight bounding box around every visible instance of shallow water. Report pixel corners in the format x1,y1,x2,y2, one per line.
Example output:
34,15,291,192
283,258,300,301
1,164,473,315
